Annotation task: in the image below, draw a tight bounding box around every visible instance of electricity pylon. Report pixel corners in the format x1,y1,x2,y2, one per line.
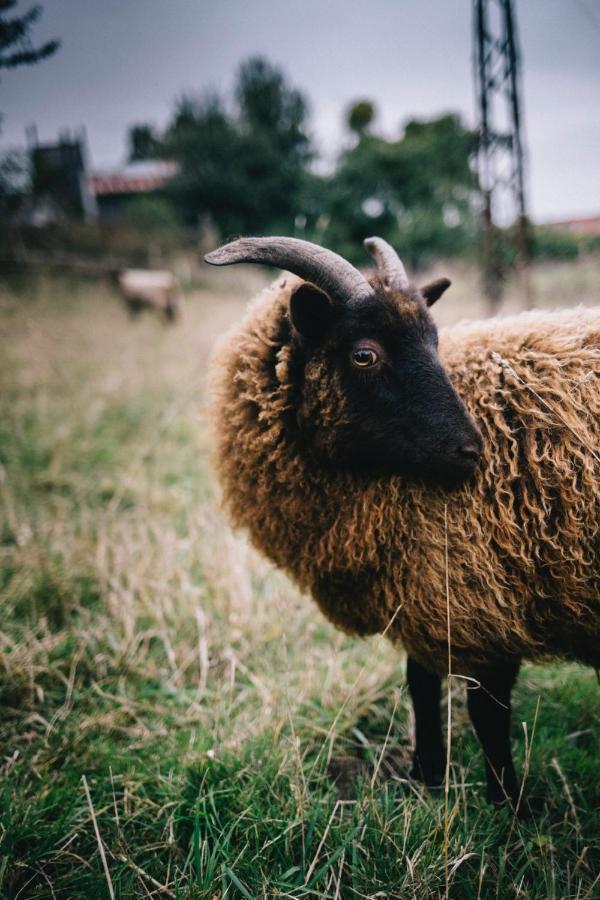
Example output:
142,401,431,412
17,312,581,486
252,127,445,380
473,0,529,309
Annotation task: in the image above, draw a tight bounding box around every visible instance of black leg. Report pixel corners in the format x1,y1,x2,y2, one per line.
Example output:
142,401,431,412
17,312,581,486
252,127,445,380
406,656,445,788
467,662,521,807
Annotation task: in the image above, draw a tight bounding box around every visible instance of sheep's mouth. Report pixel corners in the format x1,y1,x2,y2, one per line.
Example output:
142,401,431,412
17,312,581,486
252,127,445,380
313,424,483,488
330,447,481,489
412,440,483,488
405,417,483,488
377,433,482,487
431,456,481,490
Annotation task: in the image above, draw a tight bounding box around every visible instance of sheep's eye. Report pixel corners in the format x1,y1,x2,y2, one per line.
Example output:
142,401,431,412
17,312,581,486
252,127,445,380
351,346,379,368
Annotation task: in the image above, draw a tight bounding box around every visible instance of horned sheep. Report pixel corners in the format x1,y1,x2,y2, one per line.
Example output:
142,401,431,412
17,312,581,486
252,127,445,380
115,269,181,322
206,236,599,810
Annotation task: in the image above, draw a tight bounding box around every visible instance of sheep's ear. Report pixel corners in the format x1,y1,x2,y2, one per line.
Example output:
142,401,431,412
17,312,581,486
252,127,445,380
289,282,334,341
421,277,451,307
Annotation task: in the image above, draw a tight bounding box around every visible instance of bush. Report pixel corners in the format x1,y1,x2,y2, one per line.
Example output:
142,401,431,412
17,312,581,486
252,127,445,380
531,228,580,261
123,195,179,235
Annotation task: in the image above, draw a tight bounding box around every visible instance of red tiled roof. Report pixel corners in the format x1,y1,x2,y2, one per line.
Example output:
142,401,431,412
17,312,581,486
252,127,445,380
547,216,600,236
88,161,178,197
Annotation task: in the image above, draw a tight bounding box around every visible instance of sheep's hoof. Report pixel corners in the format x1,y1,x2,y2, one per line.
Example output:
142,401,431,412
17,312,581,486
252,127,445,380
409,759,445,794
328,755,450,800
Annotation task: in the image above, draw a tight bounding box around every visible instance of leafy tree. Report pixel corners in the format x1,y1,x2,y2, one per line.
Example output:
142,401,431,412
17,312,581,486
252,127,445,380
347,100,376,137
127,124,161,162
0,1,59,71
160,58,477,265
164,92,246,234
164,57,316,237
324,113,478,267
236,57,312,166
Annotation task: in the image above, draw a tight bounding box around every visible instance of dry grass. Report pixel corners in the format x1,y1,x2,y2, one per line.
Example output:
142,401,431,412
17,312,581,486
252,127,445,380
0,260,598,898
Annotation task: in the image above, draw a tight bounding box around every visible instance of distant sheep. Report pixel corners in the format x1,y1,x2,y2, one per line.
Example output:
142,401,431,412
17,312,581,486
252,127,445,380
115,269,181,322
206,236,599,811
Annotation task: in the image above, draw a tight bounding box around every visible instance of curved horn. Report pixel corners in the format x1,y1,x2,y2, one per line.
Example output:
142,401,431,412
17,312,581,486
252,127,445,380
363,236,410,291
205,236,372,303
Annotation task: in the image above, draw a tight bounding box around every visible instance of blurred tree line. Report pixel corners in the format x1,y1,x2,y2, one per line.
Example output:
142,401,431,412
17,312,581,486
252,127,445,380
4,51,593,268
129,56,479,268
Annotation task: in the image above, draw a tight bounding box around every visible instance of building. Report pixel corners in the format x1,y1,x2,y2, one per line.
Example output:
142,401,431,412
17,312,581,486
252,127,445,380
546,216,600,237
87,159,178,222
26,125,178,224
28,127,97,221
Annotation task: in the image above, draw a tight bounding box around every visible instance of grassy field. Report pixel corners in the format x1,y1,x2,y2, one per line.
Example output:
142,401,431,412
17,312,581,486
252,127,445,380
0,261,599,899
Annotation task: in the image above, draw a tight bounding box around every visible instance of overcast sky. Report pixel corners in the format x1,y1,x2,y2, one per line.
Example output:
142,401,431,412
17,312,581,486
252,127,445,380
2,0,599,221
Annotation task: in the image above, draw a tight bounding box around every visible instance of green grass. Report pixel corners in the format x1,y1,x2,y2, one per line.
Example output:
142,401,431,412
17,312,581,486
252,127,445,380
0,269,598,898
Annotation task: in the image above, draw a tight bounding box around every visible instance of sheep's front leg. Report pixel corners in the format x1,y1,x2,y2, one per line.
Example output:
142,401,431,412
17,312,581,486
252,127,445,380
406,656,445,788
467,662,520,807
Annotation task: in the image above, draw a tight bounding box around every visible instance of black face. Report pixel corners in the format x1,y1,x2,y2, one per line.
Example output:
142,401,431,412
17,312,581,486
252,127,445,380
290,278,483,487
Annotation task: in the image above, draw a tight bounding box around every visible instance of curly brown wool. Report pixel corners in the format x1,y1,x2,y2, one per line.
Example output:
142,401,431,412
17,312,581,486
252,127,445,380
210,278,599,678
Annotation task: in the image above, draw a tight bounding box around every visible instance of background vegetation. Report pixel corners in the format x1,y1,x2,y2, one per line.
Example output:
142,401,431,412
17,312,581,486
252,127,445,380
3,54,598,275
1,263,598,898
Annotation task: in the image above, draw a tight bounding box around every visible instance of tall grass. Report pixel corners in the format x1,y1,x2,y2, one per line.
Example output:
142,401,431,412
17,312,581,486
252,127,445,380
0,264,598,898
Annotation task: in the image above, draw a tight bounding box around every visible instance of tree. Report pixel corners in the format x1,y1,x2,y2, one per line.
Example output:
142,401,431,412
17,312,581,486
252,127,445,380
164,92,246,234
164,57,316,237
347,100,376,137
0,1,59,71
236,57,312,166
127,124,161,162
161,59,476,265
324,113,478,267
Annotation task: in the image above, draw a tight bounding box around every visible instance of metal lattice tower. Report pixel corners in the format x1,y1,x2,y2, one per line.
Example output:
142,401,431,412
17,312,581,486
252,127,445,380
473,0,529,308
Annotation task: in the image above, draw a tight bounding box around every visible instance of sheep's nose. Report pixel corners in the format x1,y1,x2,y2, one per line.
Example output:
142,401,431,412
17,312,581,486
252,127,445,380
455,441,481,466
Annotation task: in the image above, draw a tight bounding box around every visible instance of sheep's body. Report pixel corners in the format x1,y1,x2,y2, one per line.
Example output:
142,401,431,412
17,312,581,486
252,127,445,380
117,269,180,321
212,277,600,677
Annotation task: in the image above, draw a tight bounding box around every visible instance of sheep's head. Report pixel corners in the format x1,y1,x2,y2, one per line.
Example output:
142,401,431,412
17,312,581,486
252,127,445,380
206,236,483,487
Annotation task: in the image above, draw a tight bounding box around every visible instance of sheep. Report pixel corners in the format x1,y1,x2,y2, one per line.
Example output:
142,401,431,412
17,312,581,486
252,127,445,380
115,269,181,322
205,235,599,811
